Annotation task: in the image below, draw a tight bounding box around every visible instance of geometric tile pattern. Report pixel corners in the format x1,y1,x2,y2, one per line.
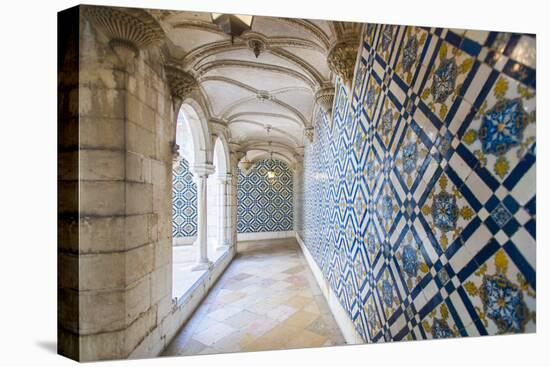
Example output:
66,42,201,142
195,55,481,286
300,25,536,343
173,158,198,237
238,159,294,233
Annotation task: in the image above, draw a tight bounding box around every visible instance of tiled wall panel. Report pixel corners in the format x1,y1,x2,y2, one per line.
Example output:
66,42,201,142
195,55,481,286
301,25,536,342
172,158,197,237
238,159,294,233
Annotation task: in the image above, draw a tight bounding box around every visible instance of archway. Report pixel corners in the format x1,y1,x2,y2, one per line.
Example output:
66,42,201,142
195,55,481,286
207,136,231,259
172,100,213,299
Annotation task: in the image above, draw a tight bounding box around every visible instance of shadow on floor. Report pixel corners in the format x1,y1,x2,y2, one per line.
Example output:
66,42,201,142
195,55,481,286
35,340,57,354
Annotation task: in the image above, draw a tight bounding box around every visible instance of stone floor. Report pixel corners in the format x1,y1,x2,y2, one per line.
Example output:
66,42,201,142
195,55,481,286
162,238,346,356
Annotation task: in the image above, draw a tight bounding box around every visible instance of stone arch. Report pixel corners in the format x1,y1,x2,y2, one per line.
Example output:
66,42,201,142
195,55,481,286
213,134,231,176
177,97,213,166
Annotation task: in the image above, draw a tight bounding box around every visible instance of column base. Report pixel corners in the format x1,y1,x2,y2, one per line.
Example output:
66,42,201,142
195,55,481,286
191,260,213,271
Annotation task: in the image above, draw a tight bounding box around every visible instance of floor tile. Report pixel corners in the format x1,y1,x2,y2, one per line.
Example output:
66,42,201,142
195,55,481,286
163,239,346,356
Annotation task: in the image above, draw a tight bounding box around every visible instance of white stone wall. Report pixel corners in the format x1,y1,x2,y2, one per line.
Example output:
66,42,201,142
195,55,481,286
59,8,175,361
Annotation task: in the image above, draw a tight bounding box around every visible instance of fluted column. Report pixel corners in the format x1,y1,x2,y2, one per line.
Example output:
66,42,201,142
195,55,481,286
192,164,215,271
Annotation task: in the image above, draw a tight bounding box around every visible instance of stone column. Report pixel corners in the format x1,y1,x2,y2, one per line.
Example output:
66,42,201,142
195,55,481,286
59,5,169,362
292,156,304,234
227,152,243,252
216,174,232,250
225,174,234,248
192,164,215,270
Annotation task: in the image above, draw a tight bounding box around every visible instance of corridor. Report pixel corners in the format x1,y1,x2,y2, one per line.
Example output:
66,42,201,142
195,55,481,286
57,5,537,361
162,239,345,356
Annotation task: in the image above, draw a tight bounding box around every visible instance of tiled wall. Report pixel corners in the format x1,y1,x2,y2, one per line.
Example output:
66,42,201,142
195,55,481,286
300,25,536,342
237,159,294,233
172,158,197,238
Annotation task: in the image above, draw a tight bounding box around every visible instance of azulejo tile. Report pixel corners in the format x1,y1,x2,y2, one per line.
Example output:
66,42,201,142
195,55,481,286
238,159,293,233
302,23,535,345
420,301,461,339
363,74,381,122
393,227,430,293
420,172,475,251
419,39,476,122
377,268,401,320
396,26,429,87
172,158,197,237
460,249,535,335
377,97,400,150
378,25,397,62
462,73,536,183
395,125,430,189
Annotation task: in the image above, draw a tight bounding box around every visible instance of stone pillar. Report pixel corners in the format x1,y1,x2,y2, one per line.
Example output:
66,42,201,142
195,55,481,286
216,176,226,249
216,174,232,250
192,164,215,270
292,156,304,234
225,175,234,248
228,152,243,251
59,5,170,362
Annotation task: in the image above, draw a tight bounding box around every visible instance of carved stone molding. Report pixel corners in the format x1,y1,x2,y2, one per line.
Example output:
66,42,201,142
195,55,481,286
304,127,314,143
228,140,243,154
172,141,180,159
256,90,273,102
315,85,335,115
293,152,304,164
210,118,230,141
192,163,216,178
197,59,317,90
247,37,267,58
327,37,359,88
84,6,164,56
164,65,197,102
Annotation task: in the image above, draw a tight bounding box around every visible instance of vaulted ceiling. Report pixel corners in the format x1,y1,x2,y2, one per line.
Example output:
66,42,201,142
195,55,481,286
148,9,361,165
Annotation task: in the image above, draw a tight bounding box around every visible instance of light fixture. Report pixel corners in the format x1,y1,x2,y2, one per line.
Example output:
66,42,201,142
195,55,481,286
212,13,253,42
238,151,254,172
266,140,276,179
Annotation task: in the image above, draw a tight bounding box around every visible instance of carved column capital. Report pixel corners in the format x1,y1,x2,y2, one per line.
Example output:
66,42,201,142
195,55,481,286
304,127,315,143
192,163,216,179
315,84,335,116
164,65,197,103
327,37,360,89
84,6,164,61
171,142,180,162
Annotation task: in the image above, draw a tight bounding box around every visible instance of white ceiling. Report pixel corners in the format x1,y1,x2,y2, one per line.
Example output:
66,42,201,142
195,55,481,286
150,10,358,163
